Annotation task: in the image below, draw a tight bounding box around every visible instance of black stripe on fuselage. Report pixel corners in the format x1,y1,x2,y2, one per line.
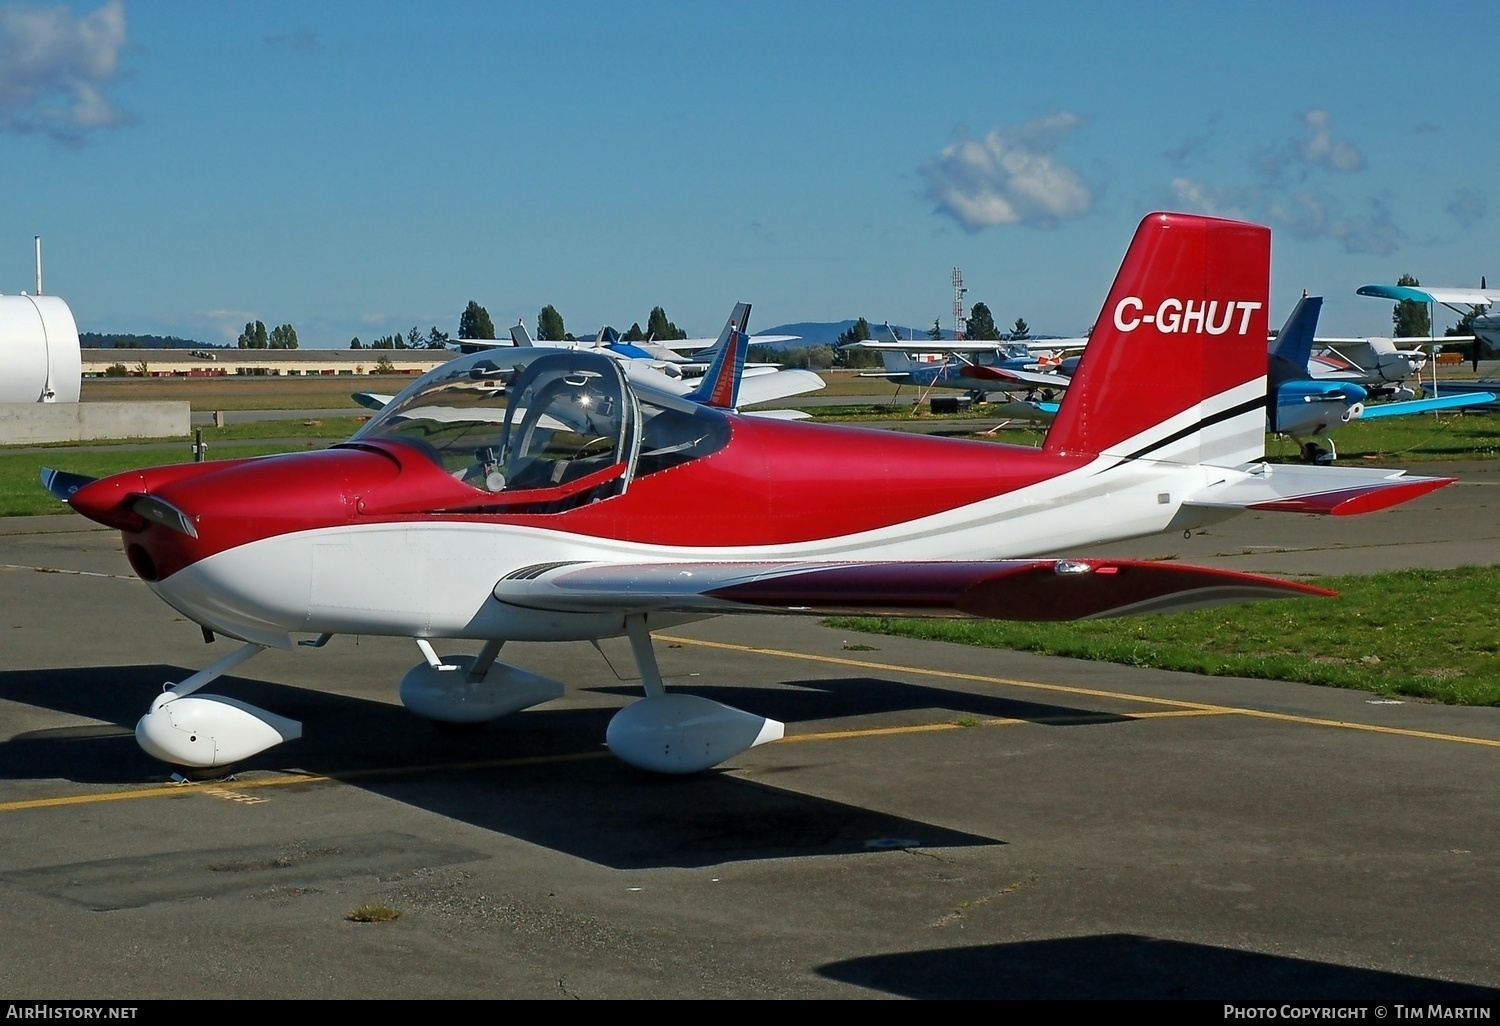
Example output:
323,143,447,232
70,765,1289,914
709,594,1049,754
1089,394,1268,475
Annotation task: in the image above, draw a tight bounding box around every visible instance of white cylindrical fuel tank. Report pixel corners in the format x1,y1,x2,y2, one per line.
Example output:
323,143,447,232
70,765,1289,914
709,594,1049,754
0,295,81,402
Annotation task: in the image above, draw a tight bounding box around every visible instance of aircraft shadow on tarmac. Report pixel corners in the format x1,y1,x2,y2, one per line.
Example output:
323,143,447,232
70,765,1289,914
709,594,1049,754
820,934,1500,1000
0,663,1127,870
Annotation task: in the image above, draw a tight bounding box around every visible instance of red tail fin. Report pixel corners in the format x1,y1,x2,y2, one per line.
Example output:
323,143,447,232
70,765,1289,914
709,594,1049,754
1044,212,1270,466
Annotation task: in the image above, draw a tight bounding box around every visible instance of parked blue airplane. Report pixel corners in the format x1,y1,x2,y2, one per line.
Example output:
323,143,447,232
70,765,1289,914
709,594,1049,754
1013,295,1496,462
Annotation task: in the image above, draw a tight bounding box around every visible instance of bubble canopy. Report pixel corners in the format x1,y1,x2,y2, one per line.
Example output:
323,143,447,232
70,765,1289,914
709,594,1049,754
349,350,731,501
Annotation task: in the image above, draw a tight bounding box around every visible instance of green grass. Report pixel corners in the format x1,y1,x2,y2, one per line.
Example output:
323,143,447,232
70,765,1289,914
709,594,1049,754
806,405,1500,463
346,904,401,923
1,417,370,451
1,441,333,517
1264,412,1500,464
828,565,1500,706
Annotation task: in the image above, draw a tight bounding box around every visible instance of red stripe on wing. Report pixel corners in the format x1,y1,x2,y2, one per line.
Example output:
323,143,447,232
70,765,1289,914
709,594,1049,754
1247,477,1452,516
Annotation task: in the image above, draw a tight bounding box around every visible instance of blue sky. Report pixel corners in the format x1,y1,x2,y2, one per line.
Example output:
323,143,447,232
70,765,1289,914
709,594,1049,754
0,1,1493,345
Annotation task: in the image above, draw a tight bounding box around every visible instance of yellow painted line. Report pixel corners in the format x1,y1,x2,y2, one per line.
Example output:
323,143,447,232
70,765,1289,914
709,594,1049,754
659,634,1218,710
0,750,609,814
1128,709,1234,719
782,708,1231,745
657,634,1500,750
785,718,1023,743
6,635,1494,816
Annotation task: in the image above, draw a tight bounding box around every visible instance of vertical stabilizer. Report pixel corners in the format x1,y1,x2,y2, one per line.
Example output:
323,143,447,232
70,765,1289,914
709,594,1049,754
687,303,752,409
1043,212,1270,467
1268,295,1323,388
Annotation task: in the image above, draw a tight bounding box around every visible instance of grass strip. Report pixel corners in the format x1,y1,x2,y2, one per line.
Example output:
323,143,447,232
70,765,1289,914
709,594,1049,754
827,565,1500,706
0,442,331,517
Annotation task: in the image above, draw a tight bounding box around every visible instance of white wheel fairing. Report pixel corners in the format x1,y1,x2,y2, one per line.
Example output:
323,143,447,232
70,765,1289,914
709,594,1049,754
136,695,302,769
607,695,784,774
399,657,565,722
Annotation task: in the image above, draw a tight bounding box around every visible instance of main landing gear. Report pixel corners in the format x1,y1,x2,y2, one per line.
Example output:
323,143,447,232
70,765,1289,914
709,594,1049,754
1298,437,1337,465
603,614,783,773
402,615,783,774
134,619,783,776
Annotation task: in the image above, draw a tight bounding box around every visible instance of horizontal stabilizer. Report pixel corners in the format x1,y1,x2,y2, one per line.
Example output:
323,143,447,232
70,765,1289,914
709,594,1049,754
735,368,825,406
493,558,1330,621
740,408,813,420
1184,462,1453,517
1357,392,1496,419
351,392,393,410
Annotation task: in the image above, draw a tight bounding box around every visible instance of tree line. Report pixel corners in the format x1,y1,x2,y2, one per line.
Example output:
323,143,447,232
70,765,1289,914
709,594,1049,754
436,298,1035,370
350,326,451,350
237,320,299,349
455,300,691,344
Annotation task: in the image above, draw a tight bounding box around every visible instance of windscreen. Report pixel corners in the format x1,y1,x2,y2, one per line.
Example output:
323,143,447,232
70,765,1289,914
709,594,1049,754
350,350,639,496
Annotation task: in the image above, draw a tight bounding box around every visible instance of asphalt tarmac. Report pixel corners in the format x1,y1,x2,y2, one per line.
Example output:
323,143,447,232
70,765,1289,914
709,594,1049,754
0,472,1497,1000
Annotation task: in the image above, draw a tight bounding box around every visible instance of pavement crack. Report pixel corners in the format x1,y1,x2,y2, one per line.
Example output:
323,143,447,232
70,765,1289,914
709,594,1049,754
929,873,1040,929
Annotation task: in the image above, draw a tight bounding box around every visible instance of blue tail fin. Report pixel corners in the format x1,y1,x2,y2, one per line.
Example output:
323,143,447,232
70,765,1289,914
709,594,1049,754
1268,295,1323,386
687,303,752,409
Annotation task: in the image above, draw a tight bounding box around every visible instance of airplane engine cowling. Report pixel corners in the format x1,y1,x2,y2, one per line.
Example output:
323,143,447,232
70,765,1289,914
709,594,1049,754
606,694,783,774
136,695,302,768
399,656,564,723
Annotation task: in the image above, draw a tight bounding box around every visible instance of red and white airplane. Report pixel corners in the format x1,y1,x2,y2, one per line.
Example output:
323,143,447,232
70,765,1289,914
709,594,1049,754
43,213,1452,776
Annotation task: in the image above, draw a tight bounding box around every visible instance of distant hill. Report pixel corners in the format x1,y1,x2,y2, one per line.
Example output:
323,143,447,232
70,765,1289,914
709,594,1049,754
757,321,960,347
80,332,225,350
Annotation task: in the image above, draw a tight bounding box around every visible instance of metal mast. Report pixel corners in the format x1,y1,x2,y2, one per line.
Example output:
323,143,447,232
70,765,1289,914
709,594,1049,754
951,267,967,339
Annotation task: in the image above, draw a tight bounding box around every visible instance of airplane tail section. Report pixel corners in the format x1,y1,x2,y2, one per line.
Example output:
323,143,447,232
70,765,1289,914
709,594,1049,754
1043,212,1270,468
686,303,752,409
879,350,915,375
1268,295,1323,387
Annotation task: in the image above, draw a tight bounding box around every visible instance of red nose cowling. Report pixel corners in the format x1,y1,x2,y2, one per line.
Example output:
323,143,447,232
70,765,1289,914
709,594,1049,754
69,447,407,581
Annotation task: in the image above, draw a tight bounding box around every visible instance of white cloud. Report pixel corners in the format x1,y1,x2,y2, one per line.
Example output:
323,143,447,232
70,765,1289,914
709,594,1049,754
1173,109,1398,254
1169,177,1256,222
1447,188,1486,230
1258,109,1366,180
1269,191,1401,256
920,113,1093,232
1297,110,1365,172
1171,176,1400,256
0,0,129,141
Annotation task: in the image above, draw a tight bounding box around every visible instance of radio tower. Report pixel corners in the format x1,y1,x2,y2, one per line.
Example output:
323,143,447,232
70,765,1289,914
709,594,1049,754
951,267,967,339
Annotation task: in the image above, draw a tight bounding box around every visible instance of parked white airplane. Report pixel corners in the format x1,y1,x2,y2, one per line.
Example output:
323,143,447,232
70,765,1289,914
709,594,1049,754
1354,281,1496,391
364,307,823,416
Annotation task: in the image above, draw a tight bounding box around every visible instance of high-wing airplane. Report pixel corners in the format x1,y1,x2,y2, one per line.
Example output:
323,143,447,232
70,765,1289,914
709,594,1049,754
857,343,1070,401
850,327,1081,402
1353,281,1497,392
40,213,1453,779
1007,294,1498,460
456,310,824,413
1306,337,1428,399
1267,296,1495,462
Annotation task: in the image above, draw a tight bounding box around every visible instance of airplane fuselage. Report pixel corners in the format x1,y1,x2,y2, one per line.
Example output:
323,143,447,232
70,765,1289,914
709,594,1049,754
73,412,1223,649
